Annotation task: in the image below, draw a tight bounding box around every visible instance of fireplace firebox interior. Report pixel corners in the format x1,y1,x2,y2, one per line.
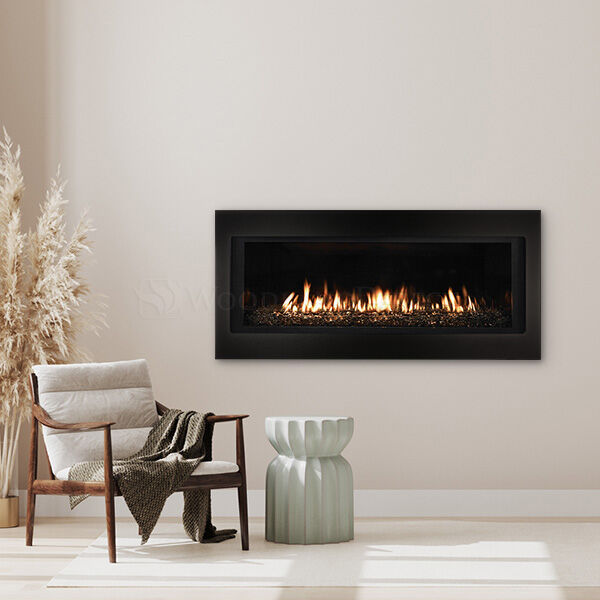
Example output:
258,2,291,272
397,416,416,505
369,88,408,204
242,239,518,330
216,210,540,359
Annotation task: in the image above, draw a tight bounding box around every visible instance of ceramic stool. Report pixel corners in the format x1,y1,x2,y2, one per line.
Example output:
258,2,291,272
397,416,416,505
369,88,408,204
265,416,354,544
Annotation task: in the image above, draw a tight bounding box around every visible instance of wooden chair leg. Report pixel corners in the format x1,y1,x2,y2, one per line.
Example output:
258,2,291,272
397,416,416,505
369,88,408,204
105,489,116,563
235,417,249,550
237,482,249,551
103,426,117,563
25,490,36,546
26,397,39,547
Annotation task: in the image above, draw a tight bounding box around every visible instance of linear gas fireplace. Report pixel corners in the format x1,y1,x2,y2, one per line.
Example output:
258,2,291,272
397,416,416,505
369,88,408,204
216,211,541,359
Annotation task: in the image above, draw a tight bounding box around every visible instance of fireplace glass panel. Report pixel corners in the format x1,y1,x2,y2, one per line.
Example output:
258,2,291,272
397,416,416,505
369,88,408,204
238,238,523,331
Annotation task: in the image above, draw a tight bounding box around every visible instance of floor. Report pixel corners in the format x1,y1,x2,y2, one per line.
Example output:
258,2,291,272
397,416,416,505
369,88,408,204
2,517,600,600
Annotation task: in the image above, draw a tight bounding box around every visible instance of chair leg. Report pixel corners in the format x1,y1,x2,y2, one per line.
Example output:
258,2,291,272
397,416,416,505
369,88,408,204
102,426,117,563
26,401,39,547
105,488,116,563
237,482,249,551
25,490,36,546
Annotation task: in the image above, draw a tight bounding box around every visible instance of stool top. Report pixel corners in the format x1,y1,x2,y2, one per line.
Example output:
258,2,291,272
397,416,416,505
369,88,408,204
265,416,354,457
266,416,352,423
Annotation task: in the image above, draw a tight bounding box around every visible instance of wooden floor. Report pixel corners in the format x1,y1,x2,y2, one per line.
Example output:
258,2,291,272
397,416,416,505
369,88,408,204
2,517,600,600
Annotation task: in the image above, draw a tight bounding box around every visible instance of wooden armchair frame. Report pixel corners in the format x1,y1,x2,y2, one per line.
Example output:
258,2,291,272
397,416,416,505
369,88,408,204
26,372,249,562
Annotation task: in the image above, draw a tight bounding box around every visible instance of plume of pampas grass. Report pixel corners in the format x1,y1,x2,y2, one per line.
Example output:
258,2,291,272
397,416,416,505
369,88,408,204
0,130,103,498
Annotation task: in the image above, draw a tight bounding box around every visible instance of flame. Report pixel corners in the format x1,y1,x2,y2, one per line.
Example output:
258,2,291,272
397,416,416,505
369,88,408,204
281,280,480,314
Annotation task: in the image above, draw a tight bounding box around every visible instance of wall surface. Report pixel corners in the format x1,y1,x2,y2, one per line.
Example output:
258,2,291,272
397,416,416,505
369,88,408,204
0,0,48,225
5,0,600,495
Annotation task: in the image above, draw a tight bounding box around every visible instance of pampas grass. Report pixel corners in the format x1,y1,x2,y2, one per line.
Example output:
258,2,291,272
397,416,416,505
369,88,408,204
0,130,103,498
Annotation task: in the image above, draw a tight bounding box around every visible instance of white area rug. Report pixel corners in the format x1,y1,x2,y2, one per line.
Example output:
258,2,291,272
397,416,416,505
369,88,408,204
48,518,600,588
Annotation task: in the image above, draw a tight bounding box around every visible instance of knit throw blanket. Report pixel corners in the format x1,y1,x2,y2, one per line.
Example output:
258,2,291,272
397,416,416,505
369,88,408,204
69,409,237,544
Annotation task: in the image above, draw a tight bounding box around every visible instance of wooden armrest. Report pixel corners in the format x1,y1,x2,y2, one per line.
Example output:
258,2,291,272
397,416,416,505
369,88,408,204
207,414,249,423
155,402,248,423
32,404,114,431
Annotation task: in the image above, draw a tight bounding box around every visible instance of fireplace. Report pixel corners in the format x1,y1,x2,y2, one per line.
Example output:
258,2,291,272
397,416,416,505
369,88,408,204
216,211,540,359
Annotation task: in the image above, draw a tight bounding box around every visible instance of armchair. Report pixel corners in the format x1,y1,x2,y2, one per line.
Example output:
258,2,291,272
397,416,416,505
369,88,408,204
26,359,249,563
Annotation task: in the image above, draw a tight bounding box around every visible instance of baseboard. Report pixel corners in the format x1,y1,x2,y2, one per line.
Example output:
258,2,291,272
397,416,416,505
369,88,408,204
16,489,600,518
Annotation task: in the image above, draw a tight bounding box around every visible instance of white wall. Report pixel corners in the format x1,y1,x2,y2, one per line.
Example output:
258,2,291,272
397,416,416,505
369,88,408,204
6,0,600,495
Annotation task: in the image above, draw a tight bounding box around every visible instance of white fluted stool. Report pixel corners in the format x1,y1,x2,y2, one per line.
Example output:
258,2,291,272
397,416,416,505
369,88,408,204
265,416,354,544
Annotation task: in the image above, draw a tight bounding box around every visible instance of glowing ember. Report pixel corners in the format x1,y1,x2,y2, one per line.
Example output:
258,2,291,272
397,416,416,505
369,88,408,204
281,280,480,315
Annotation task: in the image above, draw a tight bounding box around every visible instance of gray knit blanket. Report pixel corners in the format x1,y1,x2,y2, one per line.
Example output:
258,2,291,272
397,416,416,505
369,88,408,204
69,409,237,544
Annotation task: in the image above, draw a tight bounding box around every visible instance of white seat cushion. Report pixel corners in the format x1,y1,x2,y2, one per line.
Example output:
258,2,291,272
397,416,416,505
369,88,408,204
55,460,239,481
190,460,239,476
33,360,159,474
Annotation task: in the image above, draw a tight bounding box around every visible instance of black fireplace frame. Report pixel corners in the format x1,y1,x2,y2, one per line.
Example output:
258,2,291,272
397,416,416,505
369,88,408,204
215,210,541,359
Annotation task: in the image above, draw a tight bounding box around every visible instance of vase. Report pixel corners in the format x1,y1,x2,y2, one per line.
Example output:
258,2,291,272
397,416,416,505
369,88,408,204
0,495,19,528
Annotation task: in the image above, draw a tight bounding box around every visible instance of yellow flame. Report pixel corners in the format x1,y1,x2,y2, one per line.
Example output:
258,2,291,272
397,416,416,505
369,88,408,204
281,280,480,315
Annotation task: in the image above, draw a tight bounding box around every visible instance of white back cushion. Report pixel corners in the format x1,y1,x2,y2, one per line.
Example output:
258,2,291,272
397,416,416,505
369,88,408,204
33,360,159,474
46,428,153,477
